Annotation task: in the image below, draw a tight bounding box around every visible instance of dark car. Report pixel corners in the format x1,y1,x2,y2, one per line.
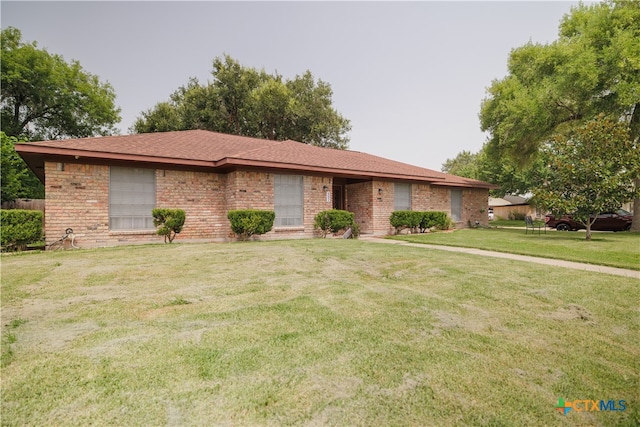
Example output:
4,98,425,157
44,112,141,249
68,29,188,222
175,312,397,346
545,209,633,231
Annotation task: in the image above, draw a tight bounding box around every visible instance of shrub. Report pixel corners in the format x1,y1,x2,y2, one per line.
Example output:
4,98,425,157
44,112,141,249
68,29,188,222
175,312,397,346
152,208,186,243
420,211,451,231
314,209,358,238
389,210,421,234
0,209,43,251
227,210,275,241
390,210,451,234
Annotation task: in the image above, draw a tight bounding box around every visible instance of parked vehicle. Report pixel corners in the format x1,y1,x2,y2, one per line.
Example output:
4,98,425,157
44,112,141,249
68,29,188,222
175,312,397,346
545,210,633,231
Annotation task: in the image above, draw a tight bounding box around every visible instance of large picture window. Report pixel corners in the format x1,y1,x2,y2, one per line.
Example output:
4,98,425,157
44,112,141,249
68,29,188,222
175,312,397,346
274,174,303,227
394,183,412,211
109,166,156,230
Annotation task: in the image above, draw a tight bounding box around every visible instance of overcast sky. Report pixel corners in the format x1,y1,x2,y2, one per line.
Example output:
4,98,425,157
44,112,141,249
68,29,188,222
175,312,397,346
2,1,581,171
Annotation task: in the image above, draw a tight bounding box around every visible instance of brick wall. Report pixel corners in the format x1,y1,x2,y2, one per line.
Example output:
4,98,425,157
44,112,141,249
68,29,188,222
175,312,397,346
43,161,488,247
45,162,112,247
419,185,489,228
45,162,233,247
411,183,431,211
344,180,489,234
428,186,451,212
372,180,395,235
344,180,484,236
157,169,228,241
302,175,333,238
225,171,332,240
345,181,373,233
460,188,490,227
226,170,274,211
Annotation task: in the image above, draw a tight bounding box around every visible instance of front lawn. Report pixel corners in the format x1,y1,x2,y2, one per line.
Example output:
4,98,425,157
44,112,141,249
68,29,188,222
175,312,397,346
488,218,528,227
1,240,638,425
390,228,640,270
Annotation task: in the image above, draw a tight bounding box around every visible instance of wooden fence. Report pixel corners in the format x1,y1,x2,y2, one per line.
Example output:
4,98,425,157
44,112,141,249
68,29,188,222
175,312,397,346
1,199,45,212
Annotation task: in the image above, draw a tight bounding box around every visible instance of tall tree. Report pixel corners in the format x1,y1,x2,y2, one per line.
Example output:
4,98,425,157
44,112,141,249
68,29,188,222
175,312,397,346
1,132,43,202
534,116,639,240
1,27,121,140
441,146,543,197
132,55,351,149
479,1,640,229
1,27,121,201
441,150,479,178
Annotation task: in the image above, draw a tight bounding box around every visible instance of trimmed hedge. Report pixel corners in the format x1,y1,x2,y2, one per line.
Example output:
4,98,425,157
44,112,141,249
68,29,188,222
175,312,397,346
313,209,359,238
1,209,43,250
152,208,186,243
390,210,450,234
227,209,275,241
420,211,450,231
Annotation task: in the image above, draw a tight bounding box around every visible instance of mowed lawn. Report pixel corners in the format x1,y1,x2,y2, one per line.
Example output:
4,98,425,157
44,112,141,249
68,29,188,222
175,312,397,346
1,240,639,426
390,228,640,270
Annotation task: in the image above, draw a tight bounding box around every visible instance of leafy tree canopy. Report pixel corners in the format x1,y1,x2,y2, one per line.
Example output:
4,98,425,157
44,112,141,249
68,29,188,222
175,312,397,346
441,150,479,178
132,55,351,149
1,27,121,140
534,116,640,240
481,0,639,159
479,0,640,228
1,132,44,202
441,146,543,197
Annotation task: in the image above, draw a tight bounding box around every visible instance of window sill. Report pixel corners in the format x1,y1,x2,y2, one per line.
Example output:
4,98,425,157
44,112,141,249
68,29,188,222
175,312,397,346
109,230,156,236
274,226,305,232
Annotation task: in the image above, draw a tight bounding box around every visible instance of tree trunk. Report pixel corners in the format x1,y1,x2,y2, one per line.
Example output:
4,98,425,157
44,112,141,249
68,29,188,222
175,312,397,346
632,179,640,232
583,215,598,241
630,105,640,232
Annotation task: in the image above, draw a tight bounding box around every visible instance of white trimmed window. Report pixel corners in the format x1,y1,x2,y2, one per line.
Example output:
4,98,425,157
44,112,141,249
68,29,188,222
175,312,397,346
394,183,412,211
109,166,156,230
274,174,303,227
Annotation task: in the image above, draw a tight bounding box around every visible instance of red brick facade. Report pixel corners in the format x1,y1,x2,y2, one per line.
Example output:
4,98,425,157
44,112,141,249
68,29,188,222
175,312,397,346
44,161,489,248
157,169,228,242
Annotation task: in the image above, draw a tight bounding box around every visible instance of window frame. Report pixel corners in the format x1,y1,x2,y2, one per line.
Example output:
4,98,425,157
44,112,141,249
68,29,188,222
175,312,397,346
394,183,412,211
450,188,462,222
109,166,156,231
274,174,304,227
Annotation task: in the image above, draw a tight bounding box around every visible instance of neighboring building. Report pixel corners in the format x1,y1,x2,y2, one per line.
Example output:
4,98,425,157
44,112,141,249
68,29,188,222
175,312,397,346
16,130,496,247
489,195,540,220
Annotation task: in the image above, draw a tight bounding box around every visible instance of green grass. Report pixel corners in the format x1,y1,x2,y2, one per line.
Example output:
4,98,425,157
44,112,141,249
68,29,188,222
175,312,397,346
1,240,639,426
390,228,640,270
489,218,532,227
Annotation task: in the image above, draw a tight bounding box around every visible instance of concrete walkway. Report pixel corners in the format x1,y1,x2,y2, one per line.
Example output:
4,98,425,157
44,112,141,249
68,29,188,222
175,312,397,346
359,236,640,279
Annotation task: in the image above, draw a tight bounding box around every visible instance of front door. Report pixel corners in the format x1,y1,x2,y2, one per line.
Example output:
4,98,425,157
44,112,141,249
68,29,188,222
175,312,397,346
332,185,344,210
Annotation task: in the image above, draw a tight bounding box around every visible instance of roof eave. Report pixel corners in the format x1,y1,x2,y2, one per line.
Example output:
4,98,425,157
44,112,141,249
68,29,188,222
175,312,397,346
15,143,497,189
432,182,499,190
15,145,215,168
216,157,448,183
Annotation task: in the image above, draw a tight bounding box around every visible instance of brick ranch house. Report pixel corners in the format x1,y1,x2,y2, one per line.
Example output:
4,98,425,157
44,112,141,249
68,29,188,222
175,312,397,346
16,130,495,247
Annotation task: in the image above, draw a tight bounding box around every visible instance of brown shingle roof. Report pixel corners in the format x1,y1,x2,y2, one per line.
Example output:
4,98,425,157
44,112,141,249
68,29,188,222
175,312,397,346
16,130,496,188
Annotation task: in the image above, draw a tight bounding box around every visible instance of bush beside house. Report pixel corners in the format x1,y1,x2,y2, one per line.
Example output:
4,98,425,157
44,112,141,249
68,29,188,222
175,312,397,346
0,209,43,251
152,208,186,243
390,211,451,234
313,209,359,238
227,210,275,241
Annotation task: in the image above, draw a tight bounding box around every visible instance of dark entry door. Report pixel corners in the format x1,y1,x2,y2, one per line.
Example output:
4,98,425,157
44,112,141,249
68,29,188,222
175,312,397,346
332,185,344,210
